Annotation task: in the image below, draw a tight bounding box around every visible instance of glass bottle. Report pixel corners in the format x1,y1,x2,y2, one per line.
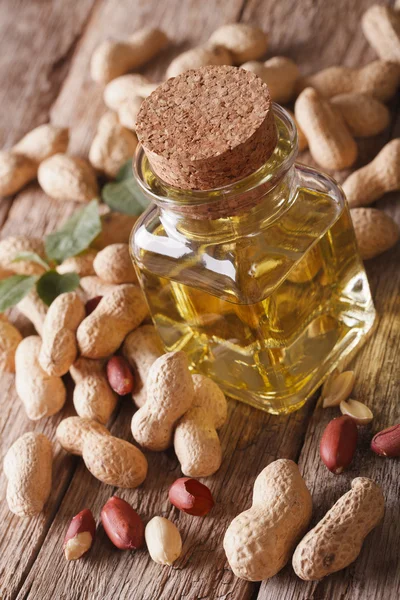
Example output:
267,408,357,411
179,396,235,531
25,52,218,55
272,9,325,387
130,78,375,415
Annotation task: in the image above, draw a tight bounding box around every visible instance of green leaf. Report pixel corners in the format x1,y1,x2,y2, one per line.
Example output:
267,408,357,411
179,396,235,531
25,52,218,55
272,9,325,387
102,158,150,215
102,177,150,215
12,252,50,271
45,200,101,263
116,158,134,182
0,275,37,311
36,271,80,306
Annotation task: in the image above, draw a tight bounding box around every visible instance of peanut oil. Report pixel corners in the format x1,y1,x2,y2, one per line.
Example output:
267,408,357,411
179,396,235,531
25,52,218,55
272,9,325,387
132,97,375,414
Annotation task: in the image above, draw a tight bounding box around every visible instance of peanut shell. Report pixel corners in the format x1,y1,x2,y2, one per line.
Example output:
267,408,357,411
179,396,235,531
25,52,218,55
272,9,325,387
293,478,384,580
4,432,53,517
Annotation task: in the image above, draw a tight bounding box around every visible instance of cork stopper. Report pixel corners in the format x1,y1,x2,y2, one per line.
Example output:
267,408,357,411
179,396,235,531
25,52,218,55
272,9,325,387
136,65,277,191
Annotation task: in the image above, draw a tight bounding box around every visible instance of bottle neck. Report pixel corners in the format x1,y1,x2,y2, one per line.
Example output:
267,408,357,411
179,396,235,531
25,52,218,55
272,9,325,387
158,166,298,241
133,104,298,228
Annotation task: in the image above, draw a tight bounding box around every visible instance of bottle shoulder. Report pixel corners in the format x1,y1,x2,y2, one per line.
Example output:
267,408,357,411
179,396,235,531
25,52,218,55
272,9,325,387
131,164,346,303
133,164,344,252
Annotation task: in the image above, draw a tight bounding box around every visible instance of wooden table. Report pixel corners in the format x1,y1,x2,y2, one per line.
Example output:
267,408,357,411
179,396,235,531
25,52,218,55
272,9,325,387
1,1,399,599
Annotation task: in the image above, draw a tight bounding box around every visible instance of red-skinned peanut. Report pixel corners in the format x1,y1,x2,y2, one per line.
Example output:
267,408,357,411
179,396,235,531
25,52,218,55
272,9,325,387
371,424,400,457
320,415,358,474
101,496,144,550
106,356,135,395
169,477,214,516
64,508,96,561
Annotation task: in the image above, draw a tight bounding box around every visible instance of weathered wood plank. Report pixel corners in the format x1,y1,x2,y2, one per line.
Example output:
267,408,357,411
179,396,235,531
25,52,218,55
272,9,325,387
1,0,399,599
0,0,96,595
259,241,400,600
253,0,400,597
15,400,316,600
0,0,95,220
0,0,95,146
0,1,251,599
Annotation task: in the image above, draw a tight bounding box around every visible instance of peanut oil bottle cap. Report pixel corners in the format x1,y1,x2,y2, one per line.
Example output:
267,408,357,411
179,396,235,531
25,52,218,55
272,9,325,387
136,65,277,192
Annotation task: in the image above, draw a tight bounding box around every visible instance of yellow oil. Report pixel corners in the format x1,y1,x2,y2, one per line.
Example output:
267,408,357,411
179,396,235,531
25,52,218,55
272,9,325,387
134,189,375,414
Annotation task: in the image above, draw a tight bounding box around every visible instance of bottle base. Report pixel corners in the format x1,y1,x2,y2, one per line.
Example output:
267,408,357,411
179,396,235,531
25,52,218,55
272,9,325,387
198,306,377,415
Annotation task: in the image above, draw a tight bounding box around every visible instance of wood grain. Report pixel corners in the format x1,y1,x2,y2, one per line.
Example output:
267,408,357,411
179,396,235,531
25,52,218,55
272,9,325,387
0,0,399,599
259,238,400,600
0,1,97,595
0,0,95,147
15,400,316,600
